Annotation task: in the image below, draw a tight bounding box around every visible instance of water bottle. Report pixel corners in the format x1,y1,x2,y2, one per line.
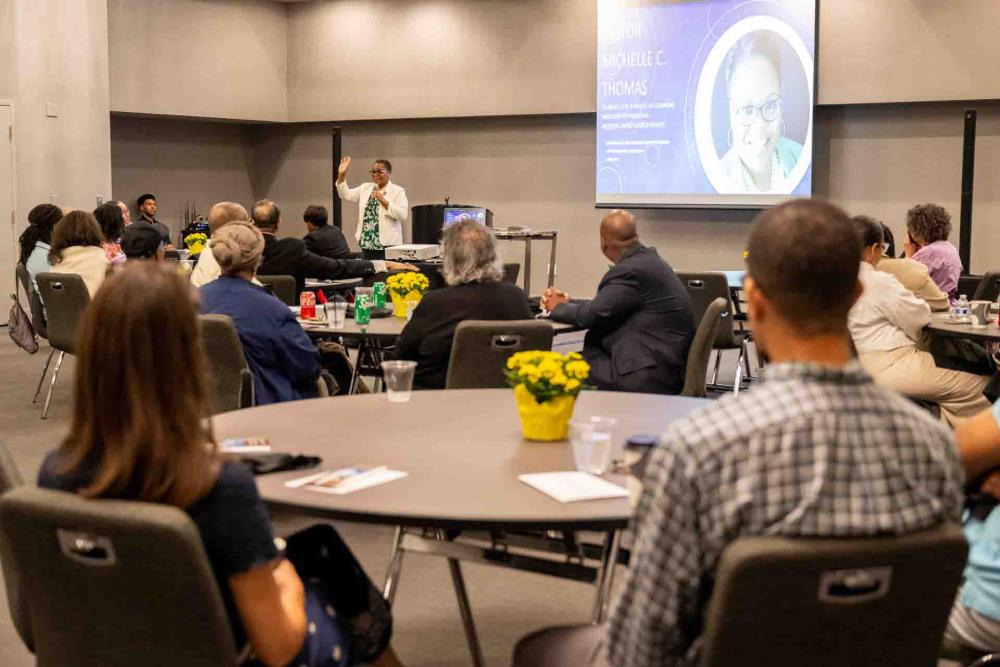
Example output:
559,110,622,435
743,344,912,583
954,294,970,322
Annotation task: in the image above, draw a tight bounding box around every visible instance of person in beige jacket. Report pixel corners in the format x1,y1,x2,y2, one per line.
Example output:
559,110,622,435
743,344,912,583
852,217,949,312
49,210,111,298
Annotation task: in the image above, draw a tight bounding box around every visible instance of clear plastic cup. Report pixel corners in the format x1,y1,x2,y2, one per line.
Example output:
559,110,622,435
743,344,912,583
326,301,347,329
405,299,420,321
381,360,417,403
179,259,195,274
570,417,618,475
355,286,374,305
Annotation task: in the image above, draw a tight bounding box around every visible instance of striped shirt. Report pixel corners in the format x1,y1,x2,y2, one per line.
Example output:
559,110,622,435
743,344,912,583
608,361,965,666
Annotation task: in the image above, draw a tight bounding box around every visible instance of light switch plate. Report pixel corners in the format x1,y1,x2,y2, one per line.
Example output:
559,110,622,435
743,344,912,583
45,103,57,118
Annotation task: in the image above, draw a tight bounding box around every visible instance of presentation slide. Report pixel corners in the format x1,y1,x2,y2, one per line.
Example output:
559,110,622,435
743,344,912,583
596,0,816,208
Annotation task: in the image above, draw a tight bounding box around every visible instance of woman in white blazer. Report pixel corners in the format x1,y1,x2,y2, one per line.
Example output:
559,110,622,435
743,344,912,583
335,156,409,260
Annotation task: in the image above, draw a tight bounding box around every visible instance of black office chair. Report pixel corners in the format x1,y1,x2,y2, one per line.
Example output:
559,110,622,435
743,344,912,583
35,273,91,419
446,320,554,389
256,274,297,307
973,272,1000,302
198,314,254,413
680,298,726,398
678,272,751,394
15,264,53,404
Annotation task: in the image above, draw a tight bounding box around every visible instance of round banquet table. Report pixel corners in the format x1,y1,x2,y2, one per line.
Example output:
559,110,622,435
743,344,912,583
213,389,708,664
926,312,1000,344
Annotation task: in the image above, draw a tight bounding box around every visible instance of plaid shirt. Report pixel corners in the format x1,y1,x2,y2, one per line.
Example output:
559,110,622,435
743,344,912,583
607,361,965,666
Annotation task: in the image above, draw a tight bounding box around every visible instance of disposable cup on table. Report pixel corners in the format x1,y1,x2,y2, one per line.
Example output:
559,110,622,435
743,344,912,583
381,361,417,403
326,302,347,329
569,416,618,475
355,286,374,304
179,259,194,274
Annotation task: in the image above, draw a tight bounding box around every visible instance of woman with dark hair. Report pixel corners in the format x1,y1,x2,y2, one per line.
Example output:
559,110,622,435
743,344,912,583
18,203,63,297
49,210,110,297
37,262,402,667
848,215,989,425
905,202,963,300
93,202,126,266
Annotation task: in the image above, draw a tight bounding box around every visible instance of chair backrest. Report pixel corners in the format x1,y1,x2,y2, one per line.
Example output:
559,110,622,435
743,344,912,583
973,272,1000,302
680,297,726,397
445,320,555,389
198,314,254,414
35,273,90,354
0,487,238,667
502,263,521,285
256,274,297,307
0,442,31,652
677,272,738,348
16,264,47,339
698,524,968,667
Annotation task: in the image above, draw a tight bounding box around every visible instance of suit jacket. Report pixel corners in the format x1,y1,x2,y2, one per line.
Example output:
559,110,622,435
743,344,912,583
550,243,695,394
200,276,320,405
304,225,353,260
876,256,950,312
395,281,533,390
260,233,375,294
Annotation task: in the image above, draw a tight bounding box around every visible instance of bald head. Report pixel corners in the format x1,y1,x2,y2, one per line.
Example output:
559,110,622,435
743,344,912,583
207,202,249,233
599,209,639,262
251,199,281,233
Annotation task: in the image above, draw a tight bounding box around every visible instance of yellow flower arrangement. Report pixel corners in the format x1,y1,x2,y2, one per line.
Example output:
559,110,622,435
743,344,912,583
184,232,208,254
505,351,590,403
386,271,430,299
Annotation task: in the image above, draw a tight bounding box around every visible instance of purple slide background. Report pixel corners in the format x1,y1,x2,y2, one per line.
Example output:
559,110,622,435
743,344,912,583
597,0,816,199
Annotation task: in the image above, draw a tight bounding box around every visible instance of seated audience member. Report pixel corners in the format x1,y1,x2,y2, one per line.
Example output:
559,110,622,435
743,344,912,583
49,210,111,297
37,262,402,667
191,201,250,287
252,199,414,294
541,210,695,394
853,216,949,312
303,204,352,260
848,215,989,424
394,218,532,389
135,193,174,249
905,203,963,300
515,199,965,667
881,221,897,258
18,203,63,297
121,224,164,261
200,221,321,405
93,202,126,266
115,199,132,226
946,402,1000,653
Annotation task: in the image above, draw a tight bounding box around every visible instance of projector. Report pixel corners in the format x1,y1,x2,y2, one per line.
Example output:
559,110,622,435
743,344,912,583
385,244,441,261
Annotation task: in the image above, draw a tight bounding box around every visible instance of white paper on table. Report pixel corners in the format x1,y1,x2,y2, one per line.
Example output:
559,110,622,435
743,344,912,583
518,472,629,503
285,466,407,495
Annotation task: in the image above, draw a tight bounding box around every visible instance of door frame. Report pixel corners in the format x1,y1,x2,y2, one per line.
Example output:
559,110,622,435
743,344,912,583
0,100,16,282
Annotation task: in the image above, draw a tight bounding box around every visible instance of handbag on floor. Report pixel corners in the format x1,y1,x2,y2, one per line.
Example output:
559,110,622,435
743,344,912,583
284,524,393,663
8,292,38,354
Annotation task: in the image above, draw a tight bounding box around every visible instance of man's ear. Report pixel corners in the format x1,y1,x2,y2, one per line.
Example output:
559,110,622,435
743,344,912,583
745,276,766,323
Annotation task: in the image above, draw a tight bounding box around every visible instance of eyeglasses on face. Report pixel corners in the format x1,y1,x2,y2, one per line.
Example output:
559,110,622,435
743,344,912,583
733,97,782,126
369,169,387,176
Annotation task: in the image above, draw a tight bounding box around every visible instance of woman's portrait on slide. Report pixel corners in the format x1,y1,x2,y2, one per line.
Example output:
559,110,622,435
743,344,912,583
702,26,812,195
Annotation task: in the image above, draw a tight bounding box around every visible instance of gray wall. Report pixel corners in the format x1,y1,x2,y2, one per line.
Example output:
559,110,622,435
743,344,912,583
2,0,112,226
112,101,1000,296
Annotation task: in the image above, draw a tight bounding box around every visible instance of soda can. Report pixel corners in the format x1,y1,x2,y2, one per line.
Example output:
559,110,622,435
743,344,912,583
299,291,316,319
373,281,387,308
355,294,372,326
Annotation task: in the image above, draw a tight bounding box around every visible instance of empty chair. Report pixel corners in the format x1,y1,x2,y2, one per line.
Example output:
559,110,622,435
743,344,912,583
502,263,521,285
0,486,238,667
973,272,1000,302
0,442,31,652
256,274,297,307
445,320,555,389
198,314,254,413
698,524,968,667
680,297,726,398
35,273,90,419
16,263,53,404
678,272,750,394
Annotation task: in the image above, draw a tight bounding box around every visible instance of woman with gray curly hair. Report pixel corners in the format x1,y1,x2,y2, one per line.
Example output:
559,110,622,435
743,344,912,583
199,221,321,405
394,218,532,389
905,202,963,300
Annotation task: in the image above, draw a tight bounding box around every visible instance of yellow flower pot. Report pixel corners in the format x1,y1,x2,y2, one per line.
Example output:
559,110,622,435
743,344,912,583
391,291,423,318
514,384,577,441
187,241,206,255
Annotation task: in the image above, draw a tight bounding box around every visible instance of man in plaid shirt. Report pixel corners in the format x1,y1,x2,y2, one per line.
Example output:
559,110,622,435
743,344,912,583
514,199,965,666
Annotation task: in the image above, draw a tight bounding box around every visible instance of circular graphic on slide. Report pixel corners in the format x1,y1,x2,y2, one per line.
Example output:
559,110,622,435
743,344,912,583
693,16,813,195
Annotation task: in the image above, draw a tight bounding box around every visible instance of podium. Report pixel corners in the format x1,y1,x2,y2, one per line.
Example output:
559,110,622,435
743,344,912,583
411,204,493,244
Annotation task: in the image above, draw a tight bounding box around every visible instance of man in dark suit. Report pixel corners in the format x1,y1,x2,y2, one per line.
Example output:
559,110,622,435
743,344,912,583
542,210,695,394
302,204,353,260
251,199,414,294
